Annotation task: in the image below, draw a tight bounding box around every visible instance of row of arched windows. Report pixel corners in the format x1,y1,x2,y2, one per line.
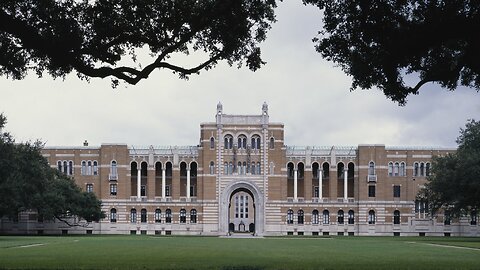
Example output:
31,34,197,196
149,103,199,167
110,208,197,224
223,162,262,175
413,162,431,177
80,160,98,176
57,160,73,176
221,135,275,150
286,209,402,225
287,209,355,225
287,161,355,178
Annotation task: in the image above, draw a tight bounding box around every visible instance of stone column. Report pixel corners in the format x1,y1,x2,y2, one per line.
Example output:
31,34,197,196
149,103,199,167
162,169,166,199
187,168,191,199
294,169,298,200
137,169,141,199
319,169,323,200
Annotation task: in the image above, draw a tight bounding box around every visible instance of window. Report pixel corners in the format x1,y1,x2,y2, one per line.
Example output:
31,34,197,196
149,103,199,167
426,162,431,176
238,135,247,149
420,162,425,176
414,162,419,176
110,209,117,223
444,211,451,225
110,184,117,196
190,209,197,224
312,210,319,225
368,161,375,175
81,161,87,175
57,161,62,172
155,209,161,223
388,162,393,176
210,137,215,149
256,162,261,175
471,211,477,225
237,162,242,174
338,210,344,224
87,161,92,175
297,210,304,224
394,210,400,224
86,183,93,193
228,162,233,175
110,160,118,177
348,210,355,225
93,161,98,175
224,135,233,150
68,161,73,175
165,209,172,223
209,161,215,175
130,209,137,223
368,185,376,197
368,210,376,224
180,209,186,223
251,135,261,150
269,137,275,149
251,162,256,175
393,162,399,176
400,162,406,176
323,210,330,224
63,161,68,175
287,209,294,224
393,185,401,198
140,209,147,223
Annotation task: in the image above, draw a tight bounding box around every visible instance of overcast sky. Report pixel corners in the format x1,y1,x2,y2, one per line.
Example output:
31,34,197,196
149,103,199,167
1,2,479,148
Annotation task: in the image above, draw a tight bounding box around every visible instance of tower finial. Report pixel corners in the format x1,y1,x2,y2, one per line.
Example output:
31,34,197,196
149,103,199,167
262,101,268,115
217,102,223,114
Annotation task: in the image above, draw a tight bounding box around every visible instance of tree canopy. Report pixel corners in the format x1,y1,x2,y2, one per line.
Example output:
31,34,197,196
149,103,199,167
0,0,276,86
0,114,104,226
304,0,480,105
421,119,480,217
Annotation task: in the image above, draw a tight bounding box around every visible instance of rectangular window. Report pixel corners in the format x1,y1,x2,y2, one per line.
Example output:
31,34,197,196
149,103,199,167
393,185,401,198
368,185,376,197
86,184,93,193
110,184,117,196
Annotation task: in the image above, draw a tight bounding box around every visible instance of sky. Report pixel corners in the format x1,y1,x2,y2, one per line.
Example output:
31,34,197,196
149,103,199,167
0,1,479,148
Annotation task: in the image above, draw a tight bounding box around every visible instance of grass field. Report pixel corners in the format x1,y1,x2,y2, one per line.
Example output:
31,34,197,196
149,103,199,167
0,235,479,270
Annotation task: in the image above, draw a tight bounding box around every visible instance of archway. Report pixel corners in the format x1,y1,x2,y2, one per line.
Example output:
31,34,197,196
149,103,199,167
219,181,264,236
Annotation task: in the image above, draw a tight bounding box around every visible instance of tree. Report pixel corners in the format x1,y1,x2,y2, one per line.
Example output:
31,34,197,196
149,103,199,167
0,0,276,86
420,119,480,217
304,0,480,105
0,114,104,226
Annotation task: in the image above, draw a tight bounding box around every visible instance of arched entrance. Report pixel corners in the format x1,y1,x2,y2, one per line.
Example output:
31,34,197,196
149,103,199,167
219,181,264,236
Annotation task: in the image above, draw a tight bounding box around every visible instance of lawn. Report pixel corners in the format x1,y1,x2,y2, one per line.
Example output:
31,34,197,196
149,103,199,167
0,235,479,270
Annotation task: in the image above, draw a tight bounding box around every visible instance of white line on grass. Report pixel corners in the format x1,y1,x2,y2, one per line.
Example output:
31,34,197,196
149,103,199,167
14,243,45,248
406,241,480,251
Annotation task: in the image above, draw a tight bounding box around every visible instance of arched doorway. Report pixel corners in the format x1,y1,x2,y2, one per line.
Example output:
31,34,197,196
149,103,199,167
219,181,264,236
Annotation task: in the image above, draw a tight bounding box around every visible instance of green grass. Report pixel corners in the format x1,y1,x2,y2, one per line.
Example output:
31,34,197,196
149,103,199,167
0,235,479,270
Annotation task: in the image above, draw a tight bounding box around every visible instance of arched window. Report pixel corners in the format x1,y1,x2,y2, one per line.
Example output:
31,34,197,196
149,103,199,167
471,210,477,225
68,161,73,175
242,162,247,175
190,209,197,224
297,210,304,224
420,162,425,176
426,162,431,176
323,210,330,224
348,210,355,224
368,161,375,176
287,162,294,178
209,161,215,175
251,162,256,175
256,162,261,175
63,161,68,175
110,208,117,223
130,209,137,223
224,135,233,150
368,210,376,224
110,160,117,177
81,161,87,175
287,209,294,224
93,161,98,175
394,162,399,176
394,210,400,225
298,162,304,179
269,137,275,149
140,209,147,223
155,209,161,223
312,210,319,225
237,162,242,174
57,161,62,172
414,162,419,176
338,210,344,224
444,211,451,225
180,209,187,223
251,135,261,150
87,161,92,175
400,162,406,176
337,162,345,178
165,209,172,223
388,162,393,176
322,162,330,178
228,162,233,175
210,137,215,149
238,135,247,149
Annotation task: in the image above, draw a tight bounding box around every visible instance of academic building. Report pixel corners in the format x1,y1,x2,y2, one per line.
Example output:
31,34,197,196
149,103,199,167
1,103,479,236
